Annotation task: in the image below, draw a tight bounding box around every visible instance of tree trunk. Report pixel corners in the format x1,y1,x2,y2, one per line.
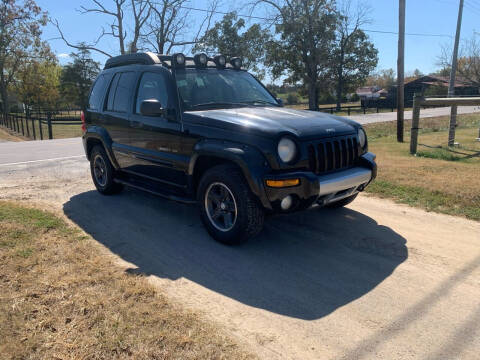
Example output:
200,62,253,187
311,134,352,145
1,85,9,122
336,72,343,112
308,82,317,111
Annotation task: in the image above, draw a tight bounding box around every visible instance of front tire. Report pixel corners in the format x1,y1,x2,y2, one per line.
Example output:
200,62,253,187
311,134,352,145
197,164,264,245
90,145,123,195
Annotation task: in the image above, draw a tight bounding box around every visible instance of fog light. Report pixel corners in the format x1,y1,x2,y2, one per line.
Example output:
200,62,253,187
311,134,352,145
280,195,293,210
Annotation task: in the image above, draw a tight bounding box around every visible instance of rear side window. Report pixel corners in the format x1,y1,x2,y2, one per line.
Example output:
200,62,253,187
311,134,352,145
106,72,136,113
88,74,108,110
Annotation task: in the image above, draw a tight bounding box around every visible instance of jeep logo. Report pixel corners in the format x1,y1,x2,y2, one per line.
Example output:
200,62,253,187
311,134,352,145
325,128,336,133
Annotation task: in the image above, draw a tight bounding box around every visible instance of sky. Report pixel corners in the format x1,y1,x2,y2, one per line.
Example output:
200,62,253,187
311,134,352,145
37,0,480,79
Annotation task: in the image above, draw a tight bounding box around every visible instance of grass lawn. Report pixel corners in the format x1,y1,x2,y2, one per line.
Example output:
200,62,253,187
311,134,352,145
364,113,480,221
0,201,254,359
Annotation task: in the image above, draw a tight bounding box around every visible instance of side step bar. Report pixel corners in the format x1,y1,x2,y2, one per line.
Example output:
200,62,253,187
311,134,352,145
113,178,197,204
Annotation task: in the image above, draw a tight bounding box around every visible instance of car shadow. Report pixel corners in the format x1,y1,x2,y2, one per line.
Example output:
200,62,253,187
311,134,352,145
63,188,408,320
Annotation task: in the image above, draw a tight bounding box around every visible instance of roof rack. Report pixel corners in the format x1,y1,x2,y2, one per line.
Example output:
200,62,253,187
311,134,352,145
104,52,160,69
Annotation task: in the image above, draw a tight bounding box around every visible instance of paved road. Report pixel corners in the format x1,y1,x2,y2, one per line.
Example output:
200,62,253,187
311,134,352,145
0,137,479,360
348,105,480,124
0,137,84,166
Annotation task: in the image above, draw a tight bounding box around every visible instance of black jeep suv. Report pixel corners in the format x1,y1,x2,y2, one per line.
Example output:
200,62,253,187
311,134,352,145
82,52,376,244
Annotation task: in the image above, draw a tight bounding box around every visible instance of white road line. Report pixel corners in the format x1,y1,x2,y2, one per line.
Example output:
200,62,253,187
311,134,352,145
0,155,85,167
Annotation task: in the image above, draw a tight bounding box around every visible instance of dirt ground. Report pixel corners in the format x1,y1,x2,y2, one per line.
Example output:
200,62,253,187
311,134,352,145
0,155,479,359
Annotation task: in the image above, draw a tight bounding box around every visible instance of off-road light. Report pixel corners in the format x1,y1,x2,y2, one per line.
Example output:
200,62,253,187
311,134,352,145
230,57,242,69
277,137,297,163
213,54,226,68
358,128,367,148
172,53,185,67
194,53,208,67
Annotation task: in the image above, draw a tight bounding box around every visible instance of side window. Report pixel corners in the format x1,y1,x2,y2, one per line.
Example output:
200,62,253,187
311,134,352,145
88,74,108,110
135,72,169,114
106,73,120,111
105,72,136,113
113,72,136,113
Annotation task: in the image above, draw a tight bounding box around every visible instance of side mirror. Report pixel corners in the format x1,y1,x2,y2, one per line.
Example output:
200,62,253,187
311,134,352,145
140,99,165,116
276,98,284,107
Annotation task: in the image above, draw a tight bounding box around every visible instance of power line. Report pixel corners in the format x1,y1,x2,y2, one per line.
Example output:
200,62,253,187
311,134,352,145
179,5,454,38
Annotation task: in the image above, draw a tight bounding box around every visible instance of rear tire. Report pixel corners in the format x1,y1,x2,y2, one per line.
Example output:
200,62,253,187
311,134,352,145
325,193,358,208
90,145,123,195
197,164,264,245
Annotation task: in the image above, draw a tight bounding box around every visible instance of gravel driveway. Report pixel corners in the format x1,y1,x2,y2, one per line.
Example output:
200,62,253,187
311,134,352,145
0,139,479,360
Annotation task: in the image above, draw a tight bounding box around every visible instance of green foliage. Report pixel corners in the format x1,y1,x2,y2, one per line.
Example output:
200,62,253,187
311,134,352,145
0,0,50,114
193,12,271,78
60,48,101,110
16,60,61,109
264,0,337,109
331,26,378,107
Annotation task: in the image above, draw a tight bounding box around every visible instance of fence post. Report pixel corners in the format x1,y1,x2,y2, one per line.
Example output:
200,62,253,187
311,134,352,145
348,107,351,115
31,113,36,140
47,112,53,139
20,114,24,135
410,94,423,154
376,107,379,113
38,117,43,140
363,106,366,114
25,113,30,138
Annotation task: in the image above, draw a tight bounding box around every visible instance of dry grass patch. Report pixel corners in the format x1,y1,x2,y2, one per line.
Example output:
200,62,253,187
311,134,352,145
364,113,480,220
0,201,255,360
0,126,25,141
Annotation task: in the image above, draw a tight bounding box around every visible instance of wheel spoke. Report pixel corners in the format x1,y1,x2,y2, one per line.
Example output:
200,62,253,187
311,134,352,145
223,212,233,228
205,182,237,232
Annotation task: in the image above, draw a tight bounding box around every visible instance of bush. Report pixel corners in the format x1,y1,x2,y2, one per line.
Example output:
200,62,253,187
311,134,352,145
286,93,299,105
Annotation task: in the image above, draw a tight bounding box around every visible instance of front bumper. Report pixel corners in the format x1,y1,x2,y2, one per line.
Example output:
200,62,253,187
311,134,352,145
263,152,377,211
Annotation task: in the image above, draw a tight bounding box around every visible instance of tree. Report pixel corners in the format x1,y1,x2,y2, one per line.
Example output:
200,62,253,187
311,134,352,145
16,60,61,110
0,0,49,117
259,0,337,110
331,1,378,110
60,48,101,110
366,69,396,89
193,12,271,77
54,0,219,57
438,33,480,85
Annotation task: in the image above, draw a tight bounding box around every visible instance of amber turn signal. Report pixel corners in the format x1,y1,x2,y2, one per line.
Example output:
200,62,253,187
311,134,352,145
265,179,300,188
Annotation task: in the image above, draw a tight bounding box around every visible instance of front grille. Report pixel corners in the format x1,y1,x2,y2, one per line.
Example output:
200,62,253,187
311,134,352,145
307,135,359,174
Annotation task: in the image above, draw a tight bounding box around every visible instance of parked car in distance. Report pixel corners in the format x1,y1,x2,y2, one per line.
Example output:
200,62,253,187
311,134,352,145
82,52,377,244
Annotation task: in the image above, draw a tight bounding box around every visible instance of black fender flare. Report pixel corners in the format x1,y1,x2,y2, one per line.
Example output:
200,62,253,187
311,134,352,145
189,139,272,209
83,126,120,169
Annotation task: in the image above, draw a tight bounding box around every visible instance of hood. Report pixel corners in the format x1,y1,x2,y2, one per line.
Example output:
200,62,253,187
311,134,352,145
183,107,359,139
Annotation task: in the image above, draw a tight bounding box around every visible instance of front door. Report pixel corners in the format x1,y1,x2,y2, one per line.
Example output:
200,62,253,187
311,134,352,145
102,71,137,168
126,71,187,187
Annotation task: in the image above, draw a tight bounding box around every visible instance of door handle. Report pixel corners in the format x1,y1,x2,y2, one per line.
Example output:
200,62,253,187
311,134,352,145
130,120,142,128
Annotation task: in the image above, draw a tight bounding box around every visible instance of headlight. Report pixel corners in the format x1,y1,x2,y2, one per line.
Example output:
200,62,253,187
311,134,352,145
358,128,367,149
278,137,297,163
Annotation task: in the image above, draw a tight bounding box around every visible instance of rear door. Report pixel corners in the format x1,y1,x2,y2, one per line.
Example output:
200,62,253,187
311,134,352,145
102,71,138,168
126,70,187,186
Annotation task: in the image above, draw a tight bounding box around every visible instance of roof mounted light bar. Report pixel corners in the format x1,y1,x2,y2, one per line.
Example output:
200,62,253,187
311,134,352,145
104,52,243,70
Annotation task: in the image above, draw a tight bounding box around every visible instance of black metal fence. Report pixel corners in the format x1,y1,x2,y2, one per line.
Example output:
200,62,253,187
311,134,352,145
0,109,82,140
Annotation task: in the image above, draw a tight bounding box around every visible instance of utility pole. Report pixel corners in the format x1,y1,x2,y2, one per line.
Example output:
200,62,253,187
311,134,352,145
448,0,464,146
397,0,406,142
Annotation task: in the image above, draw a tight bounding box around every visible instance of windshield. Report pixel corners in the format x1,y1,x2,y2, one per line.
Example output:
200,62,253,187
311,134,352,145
175,68,278,110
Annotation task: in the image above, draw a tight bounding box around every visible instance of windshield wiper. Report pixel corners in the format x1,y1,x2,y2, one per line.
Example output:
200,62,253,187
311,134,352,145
188,102,249,110
241,99,279,106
